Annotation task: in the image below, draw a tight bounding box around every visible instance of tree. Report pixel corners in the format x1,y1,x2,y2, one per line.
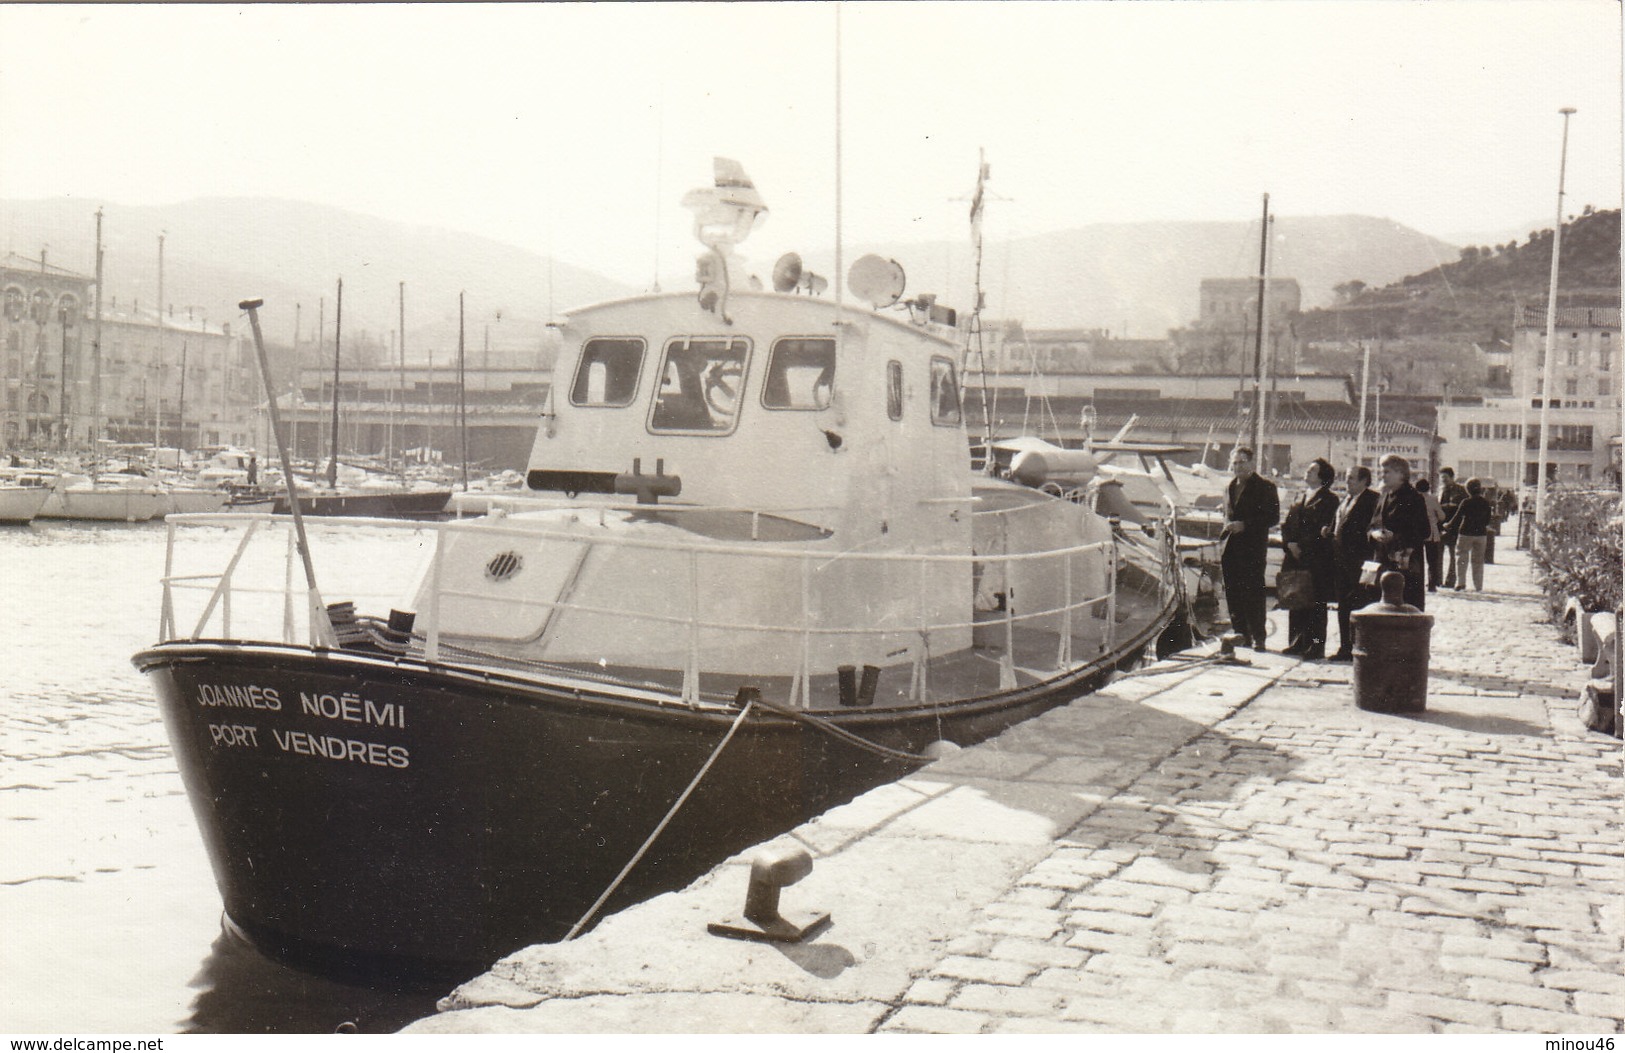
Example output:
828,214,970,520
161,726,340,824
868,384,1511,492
1333,279,1367,304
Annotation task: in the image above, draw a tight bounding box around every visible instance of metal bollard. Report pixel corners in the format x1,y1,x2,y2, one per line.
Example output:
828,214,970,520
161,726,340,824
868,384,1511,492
1352,571,1434,713
708,844,830,943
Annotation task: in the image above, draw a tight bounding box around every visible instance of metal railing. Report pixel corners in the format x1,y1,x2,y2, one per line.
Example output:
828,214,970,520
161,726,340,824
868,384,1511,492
158,507,1160,708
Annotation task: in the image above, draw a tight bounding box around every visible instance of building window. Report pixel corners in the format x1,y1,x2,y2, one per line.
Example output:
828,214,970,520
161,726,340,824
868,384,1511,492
648,337,750,434
1459,423,1471,439
3,288,23,322
568,337,644,407
930,357,961,426
1565,378,1579,396
886,360,903,421
1600,378,1612,397
761,338,835,410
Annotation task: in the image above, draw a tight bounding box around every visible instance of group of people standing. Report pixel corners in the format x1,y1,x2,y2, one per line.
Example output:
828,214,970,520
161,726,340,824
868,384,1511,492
1219,448,1499,661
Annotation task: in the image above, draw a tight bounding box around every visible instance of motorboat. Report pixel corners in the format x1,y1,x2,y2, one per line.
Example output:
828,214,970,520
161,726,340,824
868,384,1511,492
132,160,1179,977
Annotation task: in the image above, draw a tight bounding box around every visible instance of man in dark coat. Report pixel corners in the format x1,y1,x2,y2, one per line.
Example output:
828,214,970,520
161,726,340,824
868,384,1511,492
1369,453,1431,611
1437,466,1467,588
1281,458,1339,658
1221,446,1280,650
1330,463,1380,661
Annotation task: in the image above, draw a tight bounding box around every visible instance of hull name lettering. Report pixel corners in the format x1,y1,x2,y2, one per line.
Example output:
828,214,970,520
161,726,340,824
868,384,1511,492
208,723,260,748
299,691,406,728
271,728,410,770
198,683,282,711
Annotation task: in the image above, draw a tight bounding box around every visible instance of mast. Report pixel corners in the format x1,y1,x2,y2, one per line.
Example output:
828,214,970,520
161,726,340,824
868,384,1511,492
457,292,469,491
397,280,407,471
290,303,301,463
1534,107,1577,530
327,278,342,489
398,286,409,471
177,340,188,449
155,233,165,450
1250,193,1269,463
91,209,103,479
1261,213,1277,462
1355,339,1371,468
965,149,995,459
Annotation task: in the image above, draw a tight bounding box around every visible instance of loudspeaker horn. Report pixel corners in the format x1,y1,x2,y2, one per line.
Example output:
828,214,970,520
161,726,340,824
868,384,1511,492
772,253,803,293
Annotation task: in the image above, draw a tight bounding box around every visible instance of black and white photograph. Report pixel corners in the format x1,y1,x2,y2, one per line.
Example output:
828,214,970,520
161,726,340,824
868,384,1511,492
1,0,1620,1039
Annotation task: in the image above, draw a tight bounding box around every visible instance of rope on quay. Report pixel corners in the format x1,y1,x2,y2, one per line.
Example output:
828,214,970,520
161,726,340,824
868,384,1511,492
565,695,758,941
748,694,938,765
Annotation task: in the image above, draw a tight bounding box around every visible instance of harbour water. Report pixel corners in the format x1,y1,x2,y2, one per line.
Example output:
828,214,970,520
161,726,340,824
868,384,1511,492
0,520,449,1034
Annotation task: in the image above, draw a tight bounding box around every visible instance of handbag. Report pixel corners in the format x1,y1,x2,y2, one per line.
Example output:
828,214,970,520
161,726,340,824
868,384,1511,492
1275,567,1316,610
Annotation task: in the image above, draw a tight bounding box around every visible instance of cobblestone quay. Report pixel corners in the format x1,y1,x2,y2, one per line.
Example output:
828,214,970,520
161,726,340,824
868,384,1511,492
408,548,1623,1034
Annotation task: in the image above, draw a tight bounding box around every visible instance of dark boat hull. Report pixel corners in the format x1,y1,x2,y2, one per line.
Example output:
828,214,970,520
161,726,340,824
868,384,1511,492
270,490,452,518
133,593,1170,977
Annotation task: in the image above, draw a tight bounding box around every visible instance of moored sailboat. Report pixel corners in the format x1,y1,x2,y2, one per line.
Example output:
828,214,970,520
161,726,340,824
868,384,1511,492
132,160,1179,978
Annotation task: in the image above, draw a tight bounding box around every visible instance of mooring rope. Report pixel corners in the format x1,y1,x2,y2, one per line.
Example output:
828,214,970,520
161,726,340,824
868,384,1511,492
564,697,758,941
747,694,937,765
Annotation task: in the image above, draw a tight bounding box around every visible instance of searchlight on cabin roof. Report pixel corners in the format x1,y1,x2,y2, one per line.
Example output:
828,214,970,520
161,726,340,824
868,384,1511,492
681,158,767,253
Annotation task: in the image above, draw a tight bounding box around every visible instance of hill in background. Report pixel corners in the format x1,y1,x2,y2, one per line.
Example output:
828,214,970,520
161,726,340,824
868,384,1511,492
2,197,1470,345
1299,208,1621,344
0,197,635,362
816,214,1461,336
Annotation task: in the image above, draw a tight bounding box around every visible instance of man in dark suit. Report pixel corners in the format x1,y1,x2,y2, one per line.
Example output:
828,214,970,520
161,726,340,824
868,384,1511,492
1221,446,1280,650
1330,463,1380,662
1437,466,1468,588
1370,453,1431,611
1281,458,1339,658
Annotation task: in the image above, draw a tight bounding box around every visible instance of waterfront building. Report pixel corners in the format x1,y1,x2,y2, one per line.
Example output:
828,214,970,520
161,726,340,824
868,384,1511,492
1172,278,1302,376
282,351,552,469
1,252,94,448
98,301,257,449
1435,305,1621,488
968,370,1436,476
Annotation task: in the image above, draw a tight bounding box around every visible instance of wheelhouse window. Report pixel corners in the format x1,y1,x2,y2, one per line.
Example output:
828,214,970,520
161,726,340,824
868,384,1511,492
649,337,750,434
762,337,835,410
930,356,961,426
886,360,903,421
569,337,645,407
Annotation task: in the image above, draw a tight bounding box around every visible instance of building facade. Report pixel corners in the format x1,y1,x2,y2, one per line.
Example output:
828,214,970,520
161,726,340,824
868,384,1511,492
284,354,552,470
1174,278,1302,376
98,301,257,449
1,253,94,448
1435,305,1621,489
970,370,1436,477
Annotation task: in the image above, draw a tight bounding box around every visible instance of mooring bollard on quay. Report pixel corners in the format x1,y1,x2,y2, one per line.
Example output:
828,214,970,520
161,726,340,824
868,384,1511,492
1352,570,1434,713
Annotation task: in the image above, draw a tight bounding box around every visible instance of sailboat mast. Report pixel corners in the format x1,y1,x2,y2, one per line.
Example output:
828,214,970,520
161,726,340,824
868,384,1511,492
457,292,469,491
177,341,188,448
1261,213,1276,464
1356,339,1372,467
327,278,342,489
1251,193,1270,462
155,233,165,450
91,208,103,478
398,281,406,471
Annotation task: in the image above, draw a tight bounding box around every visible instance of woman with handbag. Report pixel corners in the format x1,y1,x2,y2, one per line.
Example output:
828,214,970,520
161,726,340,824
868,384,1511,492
1280,458,1339,658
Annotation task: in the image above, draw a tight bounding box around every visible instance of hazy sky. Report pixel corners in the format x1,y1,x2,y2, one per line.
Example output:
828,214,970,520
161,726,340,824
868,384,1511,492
2,1,1619,288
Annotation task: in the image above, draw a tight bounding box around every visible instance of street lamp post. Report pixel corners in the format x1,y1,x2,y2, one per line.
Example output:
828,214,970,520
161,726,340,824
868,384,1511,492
1534,107,1577,532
